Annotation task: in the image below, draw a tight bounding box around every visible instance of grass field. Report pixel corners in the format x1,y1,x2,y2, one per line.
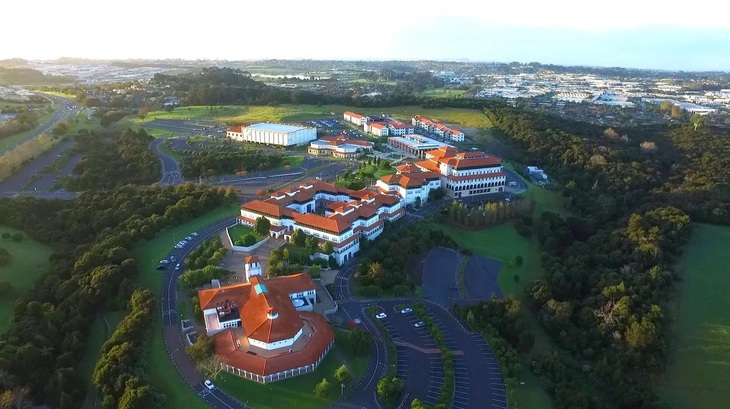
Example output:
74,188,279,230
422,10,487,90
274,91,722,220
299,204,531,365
80,310,127,409
334,329,368,380
418,88,469,98
373,168,397,178
658,224,730,409
439,222,554,408
218,330,367,409
132,203,239,409
132,105,494,129
0,225,53,332
287,155,304,169
227,225,266,244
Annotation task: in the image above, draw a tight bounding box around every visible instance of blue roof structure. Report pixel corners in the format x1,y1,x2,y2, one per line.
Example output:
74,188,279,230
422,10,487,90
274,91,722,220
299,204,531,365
254,283,268,295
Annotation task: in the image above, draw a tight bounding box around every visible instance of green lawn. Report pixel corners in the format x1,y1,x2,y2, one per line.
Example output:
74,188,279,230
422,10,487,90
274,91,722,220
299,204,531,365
0,225,53,332
132,203,239,409
218,330,364,409
228,225,266,244
282,243,312,260
286,155,304,169
80,310,127,409
658,224,730,409
373,168,396,178
417,88,469,98
334,329,369,380
131,105,494,129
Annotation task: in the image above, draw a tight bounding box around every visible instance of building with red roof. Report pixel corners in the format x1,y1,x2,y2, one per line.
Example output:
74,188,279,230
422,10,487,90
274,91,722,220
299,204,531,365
307,135,374,158
199,270,333,384
343,111,368,126
412,115,465,142
363,119,415,137
239,180,404,264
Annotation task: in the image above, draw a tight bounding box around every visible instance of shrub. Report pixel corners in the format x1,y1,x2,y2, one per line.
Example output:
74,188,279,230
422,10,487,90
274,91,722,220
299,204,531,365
314,378,332,398
242,234,257,247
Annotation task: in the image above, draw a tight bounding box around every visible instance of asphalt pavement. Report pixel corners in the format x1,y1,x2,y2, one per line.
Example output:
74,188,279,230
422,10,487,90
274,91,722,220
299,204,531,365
0,94,80,154
150,139,184,185
157,216,250,409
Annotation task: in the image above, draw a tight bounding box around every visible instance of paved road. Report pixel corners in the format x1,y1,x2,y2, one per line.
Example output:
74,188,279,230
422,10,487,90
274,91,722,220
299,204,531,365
0,94,80,155
0,138,78,193
150,138,184,185
157,216,251,409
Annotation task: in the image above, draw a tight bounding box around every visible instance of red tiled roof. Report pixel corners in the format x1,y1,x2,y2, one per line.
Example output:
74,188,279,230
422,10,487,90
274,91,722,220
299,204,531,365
213,312,334,377
265,273,317,295
443,156,502,169
369,123,385,129
245,256,260,264
380,174,429,189
242,200,293,219
228,126,243,133
344,111,364,119
414,159,441,172
294,212,350,234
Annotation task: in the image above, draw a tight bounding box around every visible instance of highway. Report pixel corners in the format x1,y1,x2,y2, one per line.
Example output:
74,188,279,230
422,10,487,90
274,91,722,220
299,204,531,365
1,93,81,154
150,139,185,186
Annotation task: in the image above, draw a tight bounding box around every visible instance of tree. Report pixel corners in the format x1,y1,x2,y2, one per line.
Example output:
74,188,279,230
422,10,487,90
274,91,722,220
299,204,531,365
0,248,11,267
186,334,214,364
411,398,428,409
305,235,319,251
254,217,270,236
0,281,15,297
515,255,523,266
334,364,352,384
241,234,257,247
670,104,683,119
255,189,266,198
308,265,322,278
321,241,334,254
10,233,22,242
314,378,332,398
377,376,403,406
137,106,152,119
291,229,306,247
328,255,339,269
349,326,372,355
197,356,224,380
84,97,100,108
414,196,422,209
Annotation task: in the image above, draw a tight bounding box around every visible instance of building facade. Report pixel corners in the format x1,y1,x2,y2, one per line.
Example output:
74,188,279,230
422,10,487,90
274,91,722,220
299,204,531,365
238,180,404,264
387,134,453,159
307,135,373,158
343,111,368,126
378,147,506,201
198,272,333,384
412,115,465,142
227,123,317,146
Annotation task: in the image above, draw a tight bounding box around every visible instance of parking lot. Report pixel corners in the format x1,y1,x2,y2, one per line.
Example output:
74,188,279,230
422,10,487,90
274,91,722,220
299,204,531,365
464,255,503,299
374,303,444,407
421,247,461,308
143,119,225,137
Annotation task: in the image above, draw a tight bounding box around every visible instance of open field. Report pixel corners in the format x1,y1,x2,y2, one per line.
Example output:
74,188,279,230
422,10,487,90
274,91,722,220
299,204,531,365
80,310,127,409
218,331,367,409
373,168,397,178
38,91,78,99
658,224,730,409
418,88,469,98
132,203,239,409
132,105,494,129
0,225,53,332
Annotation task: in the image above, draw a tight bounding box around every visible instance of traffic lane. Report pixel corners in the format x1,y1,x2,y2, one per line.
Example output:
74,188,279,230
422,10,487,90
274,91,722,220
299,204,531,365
0,138,75,193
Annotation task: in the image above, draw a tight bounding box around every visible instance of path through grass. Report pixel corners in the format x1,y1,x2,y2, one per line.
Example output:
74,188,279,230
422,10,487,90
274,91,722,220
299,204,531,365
658,224,730,409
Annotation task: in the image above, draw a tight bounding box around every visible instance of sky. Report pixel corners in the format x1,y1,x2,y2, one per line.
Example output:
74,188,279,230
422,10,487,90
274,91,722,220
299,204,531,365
3,0,730,71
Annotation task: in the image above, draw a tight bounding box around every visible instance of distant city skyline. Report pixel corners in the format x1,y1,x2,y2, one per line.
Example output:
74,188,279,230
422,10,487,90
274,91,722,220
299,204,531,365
3,0,730,71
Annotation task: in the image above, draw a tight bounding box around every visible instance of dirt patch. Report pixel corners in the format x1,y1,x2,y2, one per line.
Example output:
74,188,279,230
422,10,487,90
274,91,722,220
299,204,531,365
407,251,427,285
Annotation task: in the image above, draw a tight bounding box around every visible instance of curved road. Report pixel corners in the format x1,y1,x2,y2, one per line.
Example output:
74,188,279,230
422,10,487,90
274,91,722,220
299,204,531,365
150,139,185,186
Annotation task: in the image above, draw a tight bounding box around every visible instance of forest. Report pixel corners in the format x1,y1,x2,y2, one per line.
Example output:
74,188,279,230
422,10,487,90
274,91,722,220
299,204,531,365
483,105,728,407
179,145,287,179
63,128,160,190
0,184,238,408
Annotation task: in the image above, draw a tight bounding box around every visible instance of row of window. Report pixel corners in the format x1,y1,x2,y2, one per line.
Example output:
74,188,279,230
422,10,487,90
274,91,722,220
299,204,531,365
447,181,503,191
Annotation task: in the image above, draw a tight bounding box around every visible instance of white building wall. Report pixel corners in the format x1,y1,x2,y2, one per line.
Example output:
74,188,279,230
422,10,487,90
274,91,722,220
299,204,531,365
248,327,303,350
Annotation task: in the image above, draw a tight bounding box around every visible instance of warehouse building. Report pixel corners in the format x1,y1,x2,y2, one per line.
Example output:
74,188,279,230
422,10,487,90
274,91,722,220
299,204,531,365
227,123,317,146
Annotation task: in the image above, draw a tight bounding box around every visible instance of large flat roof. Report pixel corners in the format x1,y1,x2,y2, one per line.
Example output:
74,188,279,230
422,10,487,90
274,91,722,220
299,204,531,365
389,134,453,150
245,123,314,133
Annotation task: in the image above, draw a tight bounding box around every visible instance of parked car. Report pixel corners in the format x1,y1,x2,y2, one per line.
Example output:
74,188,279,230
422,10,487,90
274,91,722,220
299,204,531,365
191,232,199,237
376,312,387,319
185,236,193,241
414,321,425,328
204,380,215,390
174,263,181,271
400,308,413,314
170,256,177,262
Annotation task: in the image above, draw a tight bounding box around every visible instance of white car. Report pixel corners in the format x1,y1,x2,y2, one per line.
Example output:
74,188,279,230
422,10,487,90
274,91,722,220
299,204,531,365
375,312,387,319
204,380,215,390
414,321,426,328
400,308,412,314
191,232,199,237
185,236,193,241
